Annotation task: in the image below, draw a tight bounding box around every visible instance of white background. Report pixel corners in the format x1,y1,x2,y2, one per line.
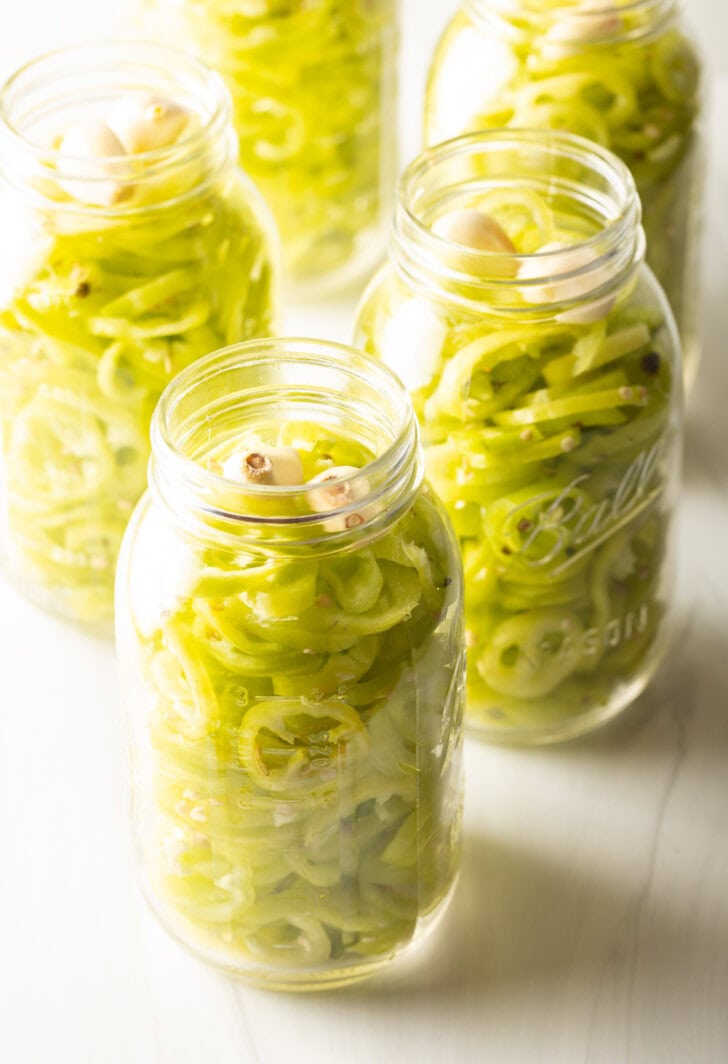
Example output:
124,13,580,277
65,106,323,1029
1,3,727,1063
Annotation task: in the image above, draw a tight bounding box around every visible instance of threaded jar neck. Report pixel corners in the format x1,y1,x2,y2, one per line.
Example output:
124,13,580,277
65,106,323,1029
390,129,644,318
150,338,424,554
0,42,236,215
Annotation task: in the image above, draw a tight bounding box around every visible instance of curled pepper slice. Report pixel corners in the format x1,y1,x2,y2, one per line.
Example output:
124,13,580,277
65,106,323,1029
236,698,371,794
478,608,585,699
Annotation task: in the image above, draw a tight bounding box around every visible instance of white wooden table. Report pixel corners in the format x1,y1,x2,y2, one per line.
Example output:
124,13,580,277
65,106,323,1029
1,3,727,1061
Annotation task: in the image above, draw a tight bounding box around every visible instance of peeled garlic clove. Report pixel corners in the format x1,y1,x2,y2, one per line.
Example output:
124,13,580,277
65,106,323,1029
308,466,366,511
58,120,126,207
222,445,304,486
60,120,125,158
107,93,190,154
518,241,574,301
379,297,447,393
543,1,621,59
307,466,376,532
518,241,617,322
432,209,516,253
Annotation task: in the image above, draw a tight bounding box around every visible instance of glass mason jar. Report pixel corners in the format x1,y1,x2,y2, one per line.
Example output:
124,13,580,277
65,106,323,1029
141,0,399,291
424,0,702,385
0,43,279,630
116,338,465,988
355,130,682,744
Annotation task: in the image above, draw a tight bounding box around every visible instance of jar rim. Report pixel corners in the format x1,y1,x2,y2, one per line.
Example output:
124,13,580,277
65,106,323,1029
464,0,678,42
0,41,234,214
150,338,423,547
392,128,643,315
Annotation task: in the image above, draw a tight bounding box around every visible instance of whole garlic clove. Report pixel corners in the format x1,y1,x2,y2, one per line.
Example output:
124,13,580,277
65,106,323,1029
58,120,126,207
543,1,621,60
308,466,367,511
222,445,304,486
517,241,617,323
432,209,517,254
60,120,125,159
107,93,190,155
307,466,376,532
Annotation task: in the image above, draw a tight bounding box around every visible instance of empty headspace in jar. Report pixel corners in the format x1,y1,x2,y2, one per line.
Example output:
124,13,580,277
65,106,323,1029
149,338,423,545
393,129,643,312
0,42,232,208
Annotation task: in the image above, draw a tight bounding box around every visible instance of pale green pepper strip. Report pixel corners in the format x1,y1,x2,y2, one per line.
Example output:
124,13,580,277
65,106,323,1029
192,603,324,679
88,300,211,339
241,559,319,620
99,266,198,318
320,549,385,615
272,635,382,699
494,384,648,427
226,563,424,653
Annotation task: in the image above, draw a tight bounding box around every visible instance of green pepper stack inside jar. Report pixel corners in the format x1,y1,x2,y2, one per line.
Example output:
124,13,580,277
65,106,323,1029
425,0,702,385
116,338,465,987
356,129,682,744
0,43,279,629
140,0,399,290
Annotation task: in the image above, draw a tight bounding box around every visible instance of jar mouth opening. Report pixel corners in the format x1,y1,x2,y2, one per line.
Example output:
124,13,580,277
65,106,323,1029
394,129,642,313
465,0,676,42
0,41,232,213
151,339,421,539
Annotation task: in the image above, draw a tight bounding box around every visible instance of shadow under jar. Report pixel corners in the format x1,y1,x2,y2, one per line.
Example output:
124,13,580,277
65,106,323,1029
355,130,682,744
0,43,279,631
140,0,399,292
425,0,703,387
115,339,465,989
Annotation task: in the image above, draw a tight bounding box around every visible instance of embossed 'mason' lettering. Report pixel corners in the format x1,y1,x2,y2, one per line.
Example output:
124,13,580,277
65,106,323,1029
544,605,650,662
513,439,666,570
